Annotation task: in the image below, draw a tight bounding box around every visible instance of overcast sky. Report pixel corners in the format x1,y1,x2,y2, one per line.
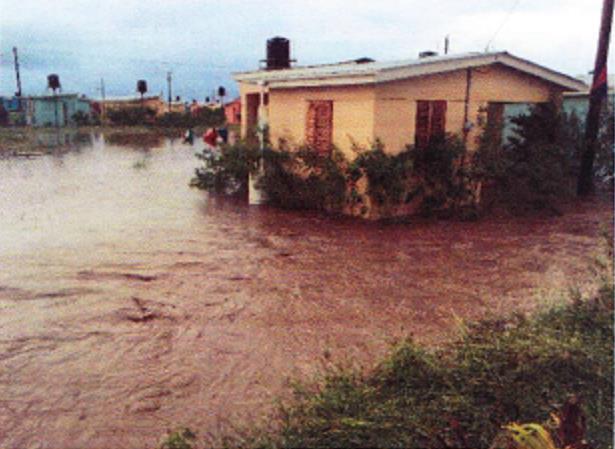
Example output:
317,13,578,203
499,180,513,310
0,0,611,101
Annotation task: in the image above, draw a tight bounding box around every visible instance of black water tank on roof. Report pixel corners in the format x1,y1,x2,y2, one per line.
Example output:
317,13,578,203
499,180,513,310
137,80,148,95
419,51,438,59
47,74,61,91
266,37,291,70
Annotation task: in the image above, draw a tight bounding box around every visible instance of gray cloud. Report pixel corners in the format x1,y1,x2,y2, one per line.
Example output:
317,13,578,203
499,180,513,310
1,0,610,99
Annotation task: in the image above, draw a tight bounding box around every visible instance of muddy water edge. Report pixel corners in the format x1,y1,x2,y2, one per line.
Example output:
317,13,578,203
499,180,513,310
0,130,611,448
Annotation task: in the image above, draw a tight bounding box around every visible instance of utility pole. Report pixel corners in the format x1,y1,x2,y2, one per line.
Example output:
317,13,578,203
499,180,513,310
13,47,22,98
577,0,613,196
167,71,172,113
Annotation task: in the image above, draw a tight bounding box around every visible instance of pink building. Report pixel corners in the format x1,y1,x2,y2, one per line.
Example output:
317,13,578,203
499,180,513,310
224,98,241,125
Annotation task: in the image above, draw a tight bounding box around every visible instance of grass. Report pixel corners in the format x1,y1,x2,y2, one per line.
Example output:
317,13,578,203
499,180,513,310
202,279,612,449
159,277,613,449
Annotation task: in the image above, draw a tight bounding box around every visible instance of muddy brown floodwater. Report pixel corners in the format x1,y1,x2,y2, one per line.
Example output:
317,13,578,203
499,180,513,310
0,133,611,448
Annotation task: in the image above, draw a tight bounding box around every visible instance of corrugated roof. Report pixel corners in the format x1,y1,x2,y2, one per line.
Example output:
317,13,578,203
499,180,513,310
234,51,587,91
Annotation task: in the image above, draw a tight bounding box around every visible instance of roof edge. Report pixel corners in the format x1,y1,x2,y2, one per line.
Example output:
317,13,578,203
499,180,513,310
234,51,587,92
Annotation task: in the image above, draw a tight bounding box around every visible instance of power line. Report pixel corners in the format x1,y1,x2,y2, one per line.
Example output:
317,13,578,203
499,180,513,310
485,0,522,52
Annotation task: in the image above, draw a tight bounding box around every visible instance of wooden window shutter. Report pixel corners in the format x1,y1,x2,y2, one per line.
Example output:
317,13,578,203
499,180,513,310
306,100,333,155
415,100,430,148
430,100,447,138
415,100,447,148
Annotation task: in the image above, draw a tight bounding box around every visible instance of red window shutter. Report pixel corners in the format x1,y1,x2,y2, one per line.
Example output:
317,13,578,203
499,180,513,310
416,100,447,148
415,100,431,148
306,100,333,155
430,100,447,138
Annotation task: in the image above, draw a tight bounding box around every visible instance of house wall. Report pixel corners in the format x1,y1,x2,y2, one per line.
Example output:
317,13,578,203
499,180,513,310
373,64,564,153
239,64,568,156
239,83,264,140
267,85,375,157
239,82,375,157
29,96,91,127
563,91,615,120
224,99,241,125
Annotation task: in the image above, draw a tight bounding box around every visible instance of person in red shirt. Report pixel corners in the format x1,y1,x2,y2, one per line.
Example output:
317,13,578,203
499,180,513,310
203,128,218,149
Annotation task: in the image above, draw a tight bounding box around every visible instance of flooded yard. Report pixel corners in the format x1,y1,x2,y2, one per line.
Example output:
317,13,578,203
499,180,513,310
0,132,611,448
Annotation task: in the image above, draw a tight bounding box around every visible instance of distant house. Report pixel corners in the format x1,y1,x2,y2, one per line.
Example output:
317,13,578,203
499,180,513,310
26,94,91,127
563,83,614,121
234,51,586,156
103,95,166,117
224,98,241,125
0,96,26,125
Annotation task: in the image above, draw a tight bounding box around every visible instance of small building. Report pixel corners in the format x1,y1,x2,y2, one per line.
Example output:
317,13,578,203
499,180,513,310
0,96,26,125
234,51,586,156
102,95,166,117
26,94,91,127
563,83,614,121
224,98,241,125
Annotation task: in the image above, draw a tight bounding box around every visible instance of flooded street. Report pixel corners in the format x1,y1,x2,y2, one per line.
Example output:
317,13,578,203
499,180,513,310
0,133,611,449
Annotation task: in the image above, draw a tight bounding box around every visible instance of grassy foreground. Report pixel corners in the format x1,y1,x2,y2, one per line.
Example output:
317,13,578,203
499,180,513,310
162,275,613,449
260,285,613,449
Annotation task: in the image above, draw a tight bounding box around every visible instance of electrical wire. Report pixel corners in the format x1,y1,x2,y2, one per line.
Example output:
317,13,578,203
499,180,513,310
485,0,522,52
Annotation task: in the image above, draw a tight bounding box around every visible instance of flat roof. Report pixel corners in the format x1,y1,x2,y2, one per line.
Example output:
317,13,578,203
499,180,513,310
26,93,89,100
234,51,587,92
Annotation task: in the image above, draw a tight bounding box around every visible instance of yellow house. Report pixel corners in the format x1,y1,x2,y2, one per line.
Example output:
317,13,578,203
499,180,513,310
234,52,586,157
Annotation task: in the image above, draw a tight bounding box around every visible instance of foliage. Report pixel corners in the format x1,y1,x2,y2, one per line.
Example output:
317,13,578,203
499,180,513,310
472,102,611,211
240,280,613,449
348,141,413,210
71,110,91,126
156,107,225,128
159,428,197,449
193,137,477,218
107,107,157,126
258,147,348,212
191,141,261,194
406,135,476,216
497,423,557,449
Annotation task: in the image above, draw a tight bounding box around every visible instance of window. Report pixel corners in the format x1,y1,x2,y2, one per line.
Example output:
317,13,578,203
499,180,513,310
306,100,333,155
415,100,447,148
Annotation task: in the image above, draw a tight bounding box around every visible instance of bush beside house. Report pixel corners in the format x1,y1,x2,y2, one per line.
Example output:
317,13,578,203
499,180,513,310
194,101,610,219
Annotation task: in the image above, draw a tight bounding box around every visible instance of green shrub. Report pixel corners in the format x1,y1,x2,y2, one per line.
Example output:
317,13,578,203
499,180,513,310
71,110,91,126
159,428,196,449
193,138,480,218
349,141,413,210
473,102,593,211
107,107,156,126
191,142,261,194
258,147,348,212
249,283,613,449
156,108,225,128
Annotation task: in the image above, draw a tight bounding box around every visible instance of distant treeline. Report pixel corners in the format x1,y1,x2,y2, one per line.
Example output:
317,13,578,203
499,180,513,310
106,107,226,128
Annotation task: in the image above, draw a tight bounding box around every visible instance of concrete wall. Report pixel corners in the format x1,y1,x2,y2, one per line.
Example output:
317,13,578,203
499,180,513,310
239,83,263,140
30,96,90,127
239,63,568,156
268,85,375,157
239,82,375,157
374,69,468,154
224,99,241,125
373,64,563,153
